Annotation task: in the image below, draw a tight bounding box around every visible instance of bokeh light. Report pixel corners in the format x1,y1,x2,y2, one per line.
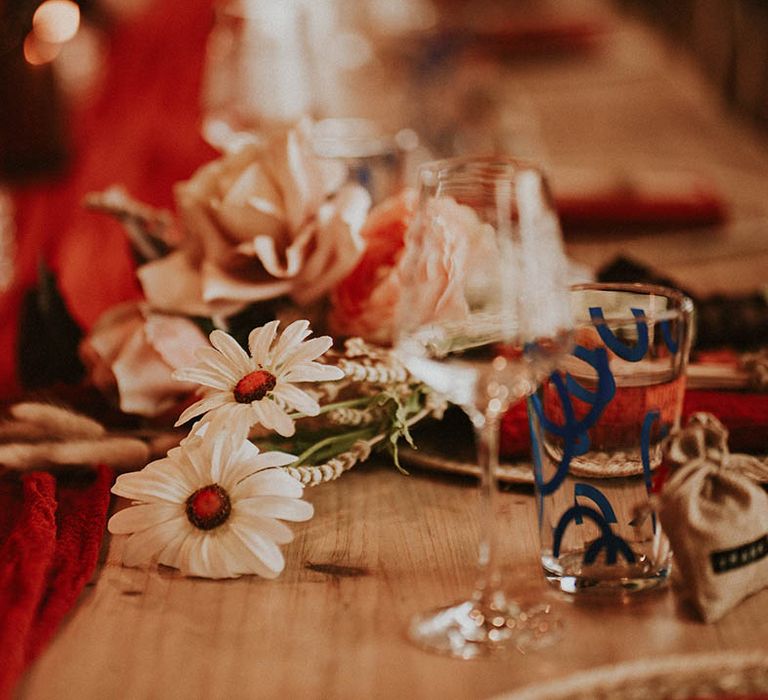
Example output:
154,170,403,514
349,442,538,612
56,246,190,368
33,0,81,45
23,32,63,65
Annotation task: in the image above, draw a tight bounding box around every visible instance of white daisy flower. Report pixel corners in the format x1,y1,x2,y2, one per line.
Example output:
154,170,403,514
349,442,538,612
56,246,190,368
173,320,344,437
108,432,313,579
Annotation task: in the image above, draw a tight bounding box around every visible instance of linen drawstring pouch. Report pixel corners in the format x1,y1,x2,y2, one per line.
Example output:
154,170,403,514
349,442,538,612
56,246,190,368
658,413,768,623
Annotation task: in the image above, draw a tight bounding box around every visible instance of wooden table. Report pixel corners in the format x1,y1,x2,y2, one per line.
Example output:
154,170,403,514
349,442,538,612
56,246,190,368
17,464,768,699
15,2,768,698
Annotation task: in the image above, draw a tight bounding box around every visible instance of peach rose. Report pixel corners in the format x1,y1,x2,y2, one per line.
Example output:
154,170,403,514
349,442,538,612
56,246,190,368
330,191,474,344
80,303,209,417
138,119,371,318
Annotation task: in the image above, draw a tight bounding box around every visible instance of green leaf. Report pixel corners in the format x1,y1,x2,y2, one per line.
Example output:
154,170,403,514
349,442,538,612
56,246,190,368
250,384,431,476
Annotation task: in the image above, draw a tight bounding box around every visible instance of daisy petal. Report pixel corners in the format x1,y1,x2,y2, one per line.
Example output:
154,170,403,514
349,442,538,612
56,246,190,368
108,503,181,534
111,468,189,504
224,446,296,488
248,450,298,470
140,457,199,493
192,533,239,579
224,529,281,579
172,531,199,576
228,436,266,467
258,400,296,437
248,320,280,367
241,495,314,522
194,347,241,382
231,406,255,439
230,522,285,575
233,469,304,500
209,330,252,374
234,514,294,545
197,404,252,445
174,436,212,487
157,525,193,569
175,392,231,426
121,518,188,567
248,400,269,430
206,432,226,484
274,320,311,358
176,531,231,579
283,363,344,383
279,336,334,370
172,367,232,391
272,383,319,416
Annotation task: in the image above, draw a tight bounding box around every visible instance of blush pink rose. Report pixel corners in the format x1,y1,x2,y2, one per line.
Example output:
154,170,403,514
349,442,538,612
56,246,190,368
330,191,474,345
137,119,371,318
80,303,209,417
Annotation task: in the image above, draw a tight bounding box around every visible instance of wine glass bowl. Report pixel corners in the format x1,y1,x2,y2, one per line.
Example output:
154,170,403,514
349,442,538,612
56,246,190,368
394,156,573,658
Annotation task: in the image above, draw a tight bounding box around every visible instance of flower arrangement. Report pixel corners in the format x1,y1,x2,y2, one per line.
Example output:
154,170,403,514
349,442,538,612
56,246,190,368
71,118,453,579
104,320,439,579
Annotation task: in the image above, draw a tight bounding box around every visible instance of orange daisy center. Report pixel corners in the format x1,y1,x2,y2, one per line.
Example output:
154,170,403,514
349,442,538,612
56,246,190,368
234,369,277,404
185,484,231,530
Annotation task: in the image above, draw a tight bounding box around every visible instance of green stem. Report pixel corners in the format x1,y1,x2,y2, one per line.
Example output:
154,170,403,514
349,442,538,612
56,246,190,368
315,395,383,415
293,426,376,465
289,395,384,421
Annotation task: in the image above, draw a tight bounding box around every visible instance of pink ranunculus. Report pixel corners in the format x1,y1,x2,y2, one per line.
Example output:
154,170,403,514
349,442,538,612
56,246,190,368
330,190,475,345
138,118,371,318
80,303,209,417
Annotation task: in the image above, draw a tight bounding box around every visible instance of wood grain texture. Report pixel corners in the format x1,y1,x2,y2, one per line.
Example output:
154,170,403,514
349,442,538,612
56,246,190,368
17,464,768,700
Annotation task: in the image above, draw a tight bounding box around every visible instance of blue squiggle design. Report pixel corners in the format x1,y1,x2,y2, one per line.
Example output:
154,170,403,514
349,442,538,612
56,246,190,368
660,320,679,354
528,405,545,529
529,374,577,496
640,410,660,495
640,409,670,534
573,483,618,525
535,346,615,439
529,346,615,495
552,505,636,565
589,307,648,362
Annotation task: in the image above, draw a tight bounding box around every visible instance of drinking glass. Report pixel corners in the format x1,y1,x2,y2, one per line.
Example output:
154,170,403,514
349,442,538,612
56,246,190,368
529,283,694,593
201,0,319,151
394,156,573,658
312,118,412,205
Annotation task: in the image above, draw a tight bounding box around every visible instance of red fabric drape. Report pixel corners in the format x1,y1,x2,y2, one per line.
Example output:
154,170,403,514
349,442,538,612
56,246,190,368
0,0,218,398
0,465,113,700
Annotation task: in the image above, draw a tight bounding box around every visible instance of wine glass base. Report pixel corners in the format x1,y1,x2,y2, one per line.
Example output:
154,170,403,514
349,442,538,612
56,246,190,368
407,599,561,660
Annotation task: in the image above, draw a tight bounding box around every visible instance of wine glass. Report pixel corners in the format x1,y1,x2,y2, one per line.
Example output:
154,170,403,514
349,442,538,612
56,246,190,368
394,156,573,658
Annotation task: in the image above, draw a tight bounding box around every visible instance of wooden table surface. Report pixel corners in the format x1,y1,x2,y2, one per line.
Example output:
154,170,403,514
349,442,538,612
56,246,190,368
17,464,768,699
16,3,768,699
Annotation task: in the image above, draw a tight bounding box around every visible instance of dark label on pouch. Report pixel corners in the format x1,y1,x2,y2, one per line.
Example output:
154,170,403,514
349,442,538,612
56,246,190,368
711,534,768,574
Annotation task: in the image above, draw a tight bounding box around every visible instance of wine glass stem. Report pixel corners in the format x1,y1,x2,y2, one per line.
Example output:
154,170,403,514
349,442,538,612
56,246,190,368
471,411,504,607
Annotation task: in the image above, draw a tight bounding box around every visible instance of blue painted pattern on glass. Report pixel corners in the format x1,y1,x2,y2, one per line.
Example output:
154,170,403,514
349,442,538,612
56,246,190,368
659,319,679,354
640,409,670,534
536,303,663,568
530,344,615,495
589,307,648,362
573,482,618,525
552,505,636,565
528,403,546,529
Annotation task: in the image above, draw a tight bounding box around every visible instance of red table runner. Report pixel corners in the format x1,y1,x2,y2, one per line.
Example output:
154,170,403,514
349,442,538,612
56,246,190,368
0,466,112,700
